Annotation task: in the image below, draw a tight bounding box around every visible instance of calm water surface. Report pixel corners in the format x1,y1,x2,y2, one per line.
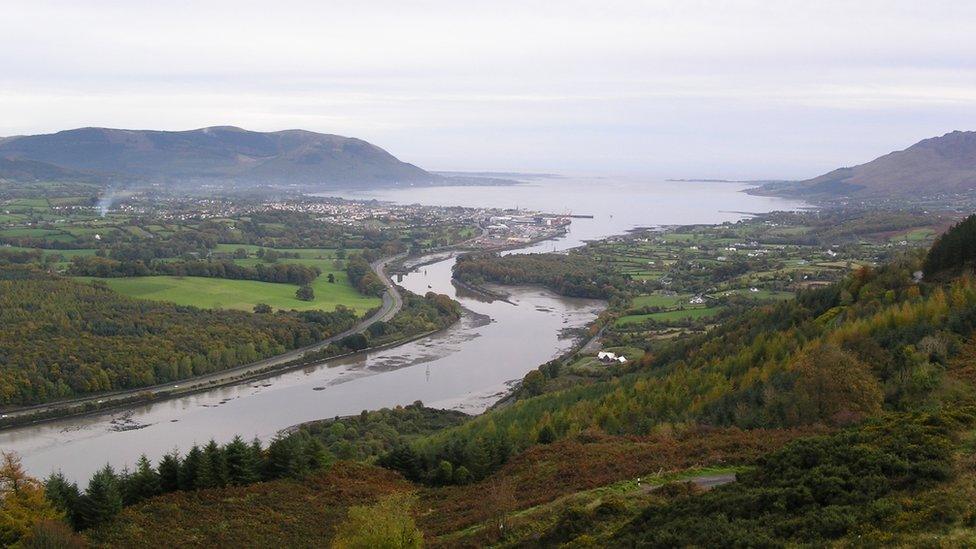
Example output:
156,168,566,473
1,177,804,483
331,176,807,252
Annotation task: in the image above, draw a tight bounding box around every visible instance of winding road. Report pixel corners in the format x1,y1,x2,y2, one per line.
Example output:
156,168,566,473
0,253,406,427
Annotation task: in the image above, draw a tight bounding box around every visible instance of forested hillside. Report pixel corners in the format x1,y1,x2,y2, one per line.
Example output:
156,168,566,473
924,213,976,275
391,245,974,484
0,271,358,406
453,252,630,299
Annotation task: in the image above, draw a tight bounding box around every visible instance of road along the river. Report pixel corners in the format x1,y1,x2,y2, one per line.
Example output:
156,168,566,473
0,253,406,427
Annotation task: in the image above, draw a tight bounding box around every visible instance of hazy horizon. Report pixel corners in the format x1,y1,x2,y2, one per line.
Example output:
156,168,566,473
2,0,975,179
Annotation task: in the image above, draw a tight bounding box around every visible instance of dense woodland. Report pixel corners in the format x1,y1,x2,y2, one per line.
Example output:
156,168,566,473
299,403,469,461
345,254,387,296
924,212,976,275
453,252,631,299
302,290,462,361
0,270,358,406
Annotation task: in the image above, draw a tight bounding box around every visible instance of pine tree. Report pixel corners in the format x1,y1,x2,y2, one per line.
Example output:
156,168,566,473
76,465,123,530
123,455,161,505
379,444,420,480
178,445,202,491
300,436,332,474
202,440,228,488
537,424,556,444
465,439,492,480
265,435,303,480
194,448,215,490
43,472,81,530
158,452,181,493
224,436,261,485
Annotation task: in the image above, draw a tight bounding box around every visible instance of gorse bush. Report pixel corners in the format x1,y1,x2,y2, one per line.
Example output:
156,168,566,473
613,408,975,546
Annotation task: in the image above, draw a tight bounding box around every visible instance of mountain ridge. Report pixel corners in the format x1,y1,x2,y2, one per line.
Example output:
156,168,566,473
752,130,976,198
0,126,436,187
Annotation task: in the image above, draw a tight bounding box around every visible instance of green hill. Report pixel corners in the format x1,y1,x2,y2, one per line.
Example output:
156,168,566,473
0,126,435,187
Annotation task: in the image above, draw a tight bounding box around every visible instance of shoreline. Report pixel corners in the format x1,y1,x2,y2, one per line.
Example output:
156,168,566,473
0,225,566,431
0,253,407,431
0,223,573,432
0,325,454,431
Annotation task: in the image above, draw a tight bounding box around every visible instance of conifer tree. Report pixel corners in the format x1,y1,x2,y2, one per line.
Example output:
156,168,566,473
202,440,228,488
178,445,203,491
76,465,122,530
43,472,81,530
158,452,180,493
123,455,161,505
224,436,261,485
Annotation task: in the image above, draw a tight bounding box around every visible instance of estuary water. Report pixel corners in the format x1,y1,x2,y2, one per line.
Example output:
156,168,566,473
331,176,806,252
0,177,804,483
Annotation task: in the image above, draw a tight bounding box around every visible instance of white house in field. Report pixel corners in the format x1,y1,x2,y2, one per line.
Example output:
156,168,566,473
598,351,627,364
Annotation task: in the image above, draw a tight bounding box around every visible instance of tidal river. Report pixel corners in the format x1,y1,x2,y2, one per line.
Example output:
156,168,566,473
0,177,804,483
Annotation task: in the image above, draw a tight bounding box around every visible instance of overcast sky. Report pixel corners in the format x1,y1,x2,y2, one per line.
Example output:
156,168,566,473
1,0,975,178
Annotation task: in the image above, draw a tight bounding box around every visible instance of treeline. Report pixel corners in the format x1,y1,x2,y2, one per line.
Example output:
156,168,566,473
0,210,404,254
923,212,976,275
299,402,469,461
106,231,217,261
0,247,45,264
218,211,402,253
345,254,386,296
304,291,461,360
67,255,321,286
45,432,330,532
453,252,630,299
0,274,357,405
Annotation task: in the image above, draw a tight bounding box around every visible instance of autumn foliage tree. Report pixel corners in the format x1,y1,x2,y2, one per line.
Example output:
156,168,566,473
0,452,63,546
789,343,883,425
332,493,423,549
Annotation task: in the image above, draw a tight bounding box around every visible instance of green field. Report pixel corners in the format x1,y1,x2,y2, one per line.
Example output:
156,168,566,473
738,289,794,300
2,198,50,211
2,246,98,260
50,243,383,313
615,306,723,327
629,293,692,308
890,227,936,242
0,228,64,237
213,244,352,259
77,275,381,314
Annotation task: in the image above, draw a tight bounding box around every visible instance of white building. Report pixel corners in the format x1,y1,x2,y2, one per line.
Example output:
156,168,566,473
598,351,627,363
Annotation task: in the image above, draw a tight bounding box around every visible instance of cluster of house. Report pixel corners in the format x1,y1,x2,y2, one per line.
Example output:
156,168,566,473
598,351,628,364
